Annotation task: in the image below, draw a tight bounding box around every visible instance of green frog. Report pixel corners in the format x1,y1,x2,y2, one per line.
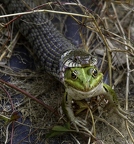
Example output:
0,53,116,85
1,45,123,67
62,65,130,130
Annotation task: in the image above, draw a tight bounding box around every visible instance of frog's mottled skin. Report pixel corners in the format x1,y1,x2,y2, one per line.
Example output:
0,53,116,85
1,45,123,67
63,66,129,130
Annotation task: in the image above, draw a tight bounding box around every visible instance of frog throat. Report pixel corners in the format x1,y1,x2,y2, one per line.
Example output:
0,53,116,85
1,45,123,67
64,66,103,92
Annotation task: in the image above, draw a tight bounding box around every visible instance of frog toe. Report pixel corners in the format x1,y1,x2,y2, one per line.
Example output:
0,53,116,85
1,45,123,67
71,117,88,131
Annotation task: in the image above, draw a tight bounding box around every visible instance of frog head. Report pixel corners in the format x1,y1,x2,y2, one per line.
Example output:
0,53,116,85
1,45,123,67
64,66,103,92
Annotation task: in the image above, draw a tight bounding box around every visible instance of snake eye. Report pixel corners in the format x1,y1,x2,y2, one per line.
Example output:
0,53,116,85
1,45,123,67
71,70,77,79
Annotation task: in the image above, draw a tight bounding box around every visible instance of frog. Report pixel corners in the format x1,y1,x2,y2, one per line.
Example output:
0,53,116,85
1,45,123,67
62,66,131,131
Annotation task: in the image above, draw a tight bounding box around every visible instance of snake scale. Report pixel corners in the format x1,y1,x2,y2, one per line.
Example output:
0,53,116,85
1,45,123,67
0,0,94,82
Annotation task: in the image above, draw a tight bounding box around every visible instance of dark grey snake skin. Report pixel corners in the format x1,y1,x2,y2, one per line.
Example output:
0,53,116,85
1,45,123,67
0,0,92,81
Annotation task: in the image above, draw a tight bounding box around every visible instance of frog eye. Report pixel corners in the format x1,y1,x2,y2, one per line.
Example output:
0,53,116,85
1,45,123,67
88,68,98,78
71,70,78,80
92,68,98,77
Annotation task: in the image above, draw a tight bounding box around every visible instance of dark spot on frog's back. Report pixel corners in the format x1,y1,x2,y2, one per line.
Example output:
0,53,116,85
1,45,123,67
103,85,108,92
65,92,68,102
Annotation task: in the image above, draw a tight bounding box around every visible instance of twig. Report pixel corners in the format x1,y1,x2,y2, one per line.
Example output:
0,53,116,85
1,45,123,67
0,9,91,19
0,79,59,116
91,14,112,86
0,84,14,111
111,3,134,142
95,116,129,144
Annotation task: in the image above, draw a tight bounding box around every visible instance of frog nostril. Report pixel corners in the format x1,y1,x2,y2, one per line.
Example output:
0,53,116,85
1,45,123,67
81,80,90,89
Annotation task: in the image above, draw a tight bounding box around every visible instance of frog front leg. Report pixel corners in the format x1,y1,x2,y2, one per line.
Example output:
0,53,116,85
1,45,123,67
102,83,128,117
62,92,87,131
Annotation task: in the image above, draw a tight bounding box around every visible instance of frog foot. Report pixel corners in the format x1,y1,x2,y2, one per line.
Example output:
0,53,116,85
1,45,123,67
71,117,93,134
72,117,87,130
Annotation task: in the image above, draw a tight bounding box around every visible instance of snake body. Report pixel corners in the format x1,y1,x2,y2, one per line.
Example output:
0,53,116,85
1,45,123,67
1,0,93,82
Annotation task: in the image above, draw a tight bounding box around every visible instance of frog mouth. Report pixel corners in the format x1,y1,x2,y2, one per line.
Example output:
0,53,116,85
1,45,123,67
75,82,103,95
68,80,103,93
65,82,104,100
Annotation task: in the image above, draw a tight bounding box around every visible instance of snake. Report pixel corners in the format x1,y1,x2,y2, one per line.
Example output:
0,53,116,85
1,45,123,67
0,0,95,83
1,0,133,132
